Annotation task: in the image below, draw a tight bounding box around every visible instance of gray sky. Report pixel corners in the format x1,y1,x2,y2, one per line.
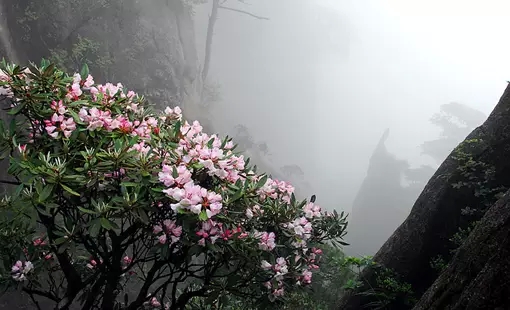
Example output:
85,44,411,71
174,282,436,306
193,0,510,213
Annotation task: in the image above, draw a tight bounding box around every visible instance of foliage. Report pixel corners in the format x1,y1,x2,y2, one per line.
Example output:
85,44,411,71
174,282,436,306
342,256,417,309
429,255,447,273
449,138,507,248
421,103,486,163
184,243,355,310
49,36,113,77
182,0,209,15
279,244,355,310
426,137,509,279
0,60,348,310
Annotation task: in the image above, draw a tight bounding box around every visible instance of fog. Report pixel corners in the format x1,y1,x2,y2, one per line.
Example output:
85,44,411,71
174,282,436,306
191,0,509,214
1,1,510,308
2,1,506,218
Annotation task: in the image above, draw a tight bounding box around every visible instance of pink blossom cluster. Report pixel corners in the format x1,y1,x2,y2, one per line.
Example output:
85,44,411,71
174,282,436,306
148,296,170,309
256,177,295,203
261,257,289,297
254,231,276,251
32,236,53,260
44,100,76,138
299,269,313,285
194,219,249,246
303,202,322,219
86,258,103,269
78,107,155,138
285,217,313,240
164,181,223,218
153,219,183,246
11,260,34,282
195,219,221,246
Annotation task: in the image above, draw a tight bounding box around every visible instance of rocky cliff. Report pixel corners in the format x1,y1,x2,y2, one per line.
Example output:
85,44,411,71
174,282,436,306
338,84,510,309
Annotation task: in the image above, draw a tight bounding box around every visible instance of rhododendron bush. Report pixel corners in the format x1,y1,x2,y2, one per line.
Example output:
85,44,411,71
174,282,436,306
0,60,348,310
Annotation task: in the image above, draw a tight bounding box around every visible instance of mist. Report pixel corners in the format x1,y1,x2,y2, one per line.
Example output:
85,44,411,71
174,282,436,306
1,0,510,308
191,0,508,214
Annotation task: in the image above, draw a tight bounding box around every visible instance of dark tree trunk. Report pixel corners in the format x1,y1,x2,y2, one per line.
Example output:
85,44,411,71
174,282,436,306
338,83,510,309
412,189,510,310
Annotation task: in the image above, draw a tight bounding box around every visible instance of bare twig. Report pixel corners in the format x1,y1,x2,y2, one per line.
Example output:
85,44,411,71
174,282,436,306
218,5,269,20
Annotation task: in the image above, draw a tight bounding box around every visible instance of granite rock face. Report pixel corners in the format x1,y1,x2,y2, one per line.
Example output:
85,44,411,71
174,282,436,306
338,84,510,309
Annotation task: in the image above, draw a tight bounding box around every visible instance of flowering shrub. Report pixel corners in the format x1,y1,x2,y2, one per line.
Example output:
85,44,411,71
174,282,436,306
0,60,348,310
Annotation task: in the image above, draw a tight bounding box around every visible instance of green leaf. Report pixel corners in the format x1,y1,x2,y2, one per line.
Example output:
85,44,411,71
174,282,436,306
100,218,114,230
172,166,178,178
290,193,296,205
9,118,16,135
160,245,169,260
256,175,268,189
207,137,215,148
80,63,89,78
198,210,208,221
38,184,55,203
36,205,52,217
54,237,68,245
114,138,123,152
60,184,80,196
173,120,181,137
45,203,59,209
14,184,24,198
88,219,101,237
229,188,244,204
78,207,97,215
136,209,149,224
8,103,25,115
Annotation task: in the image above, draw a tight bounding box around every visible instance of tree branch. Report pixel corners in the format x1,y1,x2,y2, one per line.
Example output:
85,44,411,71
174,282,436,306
0,179,20,185
218,5,269,20
202,0,220,82
22,287,59,303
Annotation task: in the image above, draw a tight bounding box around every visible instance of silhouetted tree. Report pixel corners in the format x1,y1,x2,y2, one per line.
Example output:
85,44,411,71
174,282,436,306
421,102,486,163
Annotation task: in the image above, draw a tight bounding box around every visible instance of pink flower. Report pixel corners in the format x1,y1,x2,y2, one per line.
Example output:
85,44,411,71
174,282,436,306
303,202,322,219
245,208,253,219
301,270,313,284
154,220,183,246
255,231,276,251
86,259,98,269
11,260,33,282
84,75,94,88
51,100,67,115
33,238,46,246
158,234,167,244
150,297,161,307
196,219,221,246
274,257,288,277
158,165,192,187
122,256,133,267
261,260,272,270
272,287,285,297
44,113,76,139
153,225,163,234
69,83,83,98
286,217,313,240
164,182,222,219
